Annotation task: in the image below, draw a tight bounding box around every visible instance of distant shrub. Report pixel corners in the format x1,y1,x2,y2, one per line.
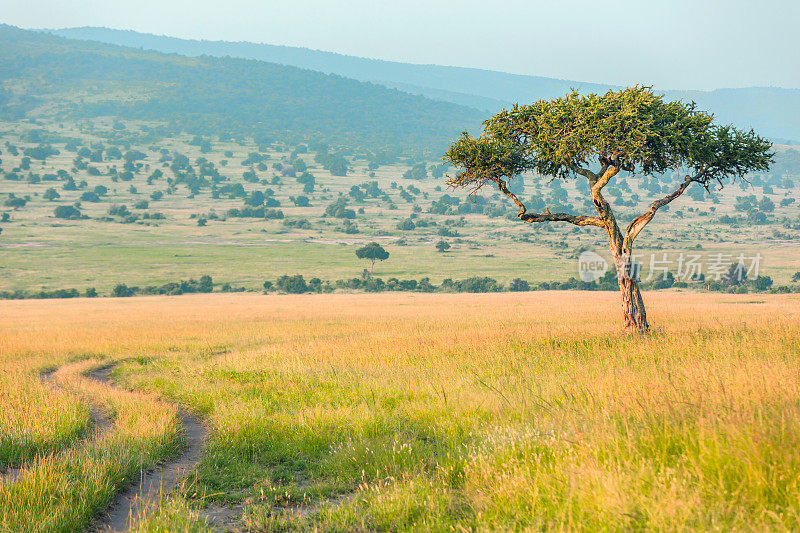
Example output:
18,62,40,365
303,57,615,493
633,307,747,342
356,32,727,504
325,198,356,219
80,191,101,202
54,205,82,219
43,188,60,201
276,275,309,294
396,218,415,231
509,278,530,292
112,283,136,297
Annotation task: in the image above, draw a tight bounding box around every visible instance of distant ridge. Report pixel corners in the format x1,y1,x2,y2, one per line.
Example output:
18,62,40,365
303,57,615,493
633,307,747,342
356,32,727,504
47,27,800,140
0,24,482,153
45,26,614,110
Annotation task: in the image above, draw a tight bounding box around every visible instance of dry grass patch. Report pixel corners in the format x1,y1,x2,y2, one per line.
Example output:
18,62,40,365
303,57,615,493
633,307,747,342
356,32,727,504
1,291,799,530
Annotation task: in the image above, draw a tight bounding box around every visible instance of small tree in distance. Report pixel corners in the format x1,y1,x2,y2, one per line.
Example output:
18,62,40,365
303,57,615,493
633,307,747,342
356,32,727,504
435,240,450,253
355,242,389,274
445,86,772,332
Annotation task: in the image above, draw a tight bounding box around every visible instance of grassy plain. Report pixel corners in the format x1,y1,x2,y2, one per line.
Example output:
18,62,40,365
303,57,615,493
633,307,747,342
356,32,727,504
1,120,798,292
2,291,800,531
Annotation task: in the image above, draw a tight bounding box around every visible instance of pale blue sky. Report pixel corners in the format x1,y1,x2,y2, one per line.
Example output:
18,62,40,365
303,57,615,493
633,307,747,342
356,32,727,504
2,0,799,90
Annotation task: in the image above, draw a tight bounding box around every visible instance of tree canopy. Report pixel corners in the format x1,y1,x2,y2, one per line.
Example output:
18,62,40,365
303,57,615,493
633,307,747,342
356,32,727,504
444,86,773,332
356,242,390,273
446,86,771,193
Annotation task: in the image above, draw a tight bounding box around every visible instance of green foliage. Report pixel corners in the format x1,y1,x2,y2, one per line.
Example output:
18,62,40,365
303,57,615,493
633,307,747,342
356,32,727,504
276,274,309,294
53,205,82,219
396,218,415,231
445,86,773,192
355,242,390,264
325,198,355,219
403,162,427,179
42,188,60,201
80,192,100,202
315,152,349,176
23,144,59,161
509,278,530,291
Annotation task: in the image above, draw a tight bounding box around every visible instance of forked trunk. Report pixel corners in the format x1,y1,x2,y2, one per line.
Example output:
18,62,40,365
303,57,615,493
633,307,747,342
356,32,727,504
612,253,649,333
591,169,651,333
618,274,649,333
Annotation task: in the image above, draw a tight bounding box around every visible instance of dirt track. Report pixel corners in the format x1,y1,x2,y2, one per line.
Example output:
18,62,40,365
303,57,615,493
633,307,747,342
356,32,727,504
4,363,241,532
87,365,210,532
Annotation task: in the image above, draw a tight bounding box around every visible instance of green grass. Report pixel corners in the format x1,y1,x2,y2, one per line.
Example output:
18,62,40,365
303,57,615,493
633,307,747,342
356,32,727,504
0,361,184,532
3,292,800,529
1,118,798,292
0,371,92,467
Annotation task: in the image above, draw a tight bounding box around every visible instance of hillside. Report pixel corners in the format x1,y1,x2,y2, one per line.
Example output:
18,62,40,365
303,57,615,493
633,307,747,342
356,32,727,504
0,25,481,154
47,26,800,141
46,26,610,111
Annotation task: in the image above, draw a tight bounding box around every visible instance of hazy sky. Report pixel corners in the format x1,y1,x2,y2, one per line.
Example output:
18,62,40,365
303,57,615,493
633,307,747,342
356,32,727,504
3,0,799,90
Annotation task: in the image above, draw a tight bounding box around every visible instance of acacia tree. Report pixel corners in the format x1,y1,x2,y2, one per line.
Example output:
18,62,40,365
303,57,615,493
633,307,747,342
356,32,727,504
445,87,772,332
356,242,390,274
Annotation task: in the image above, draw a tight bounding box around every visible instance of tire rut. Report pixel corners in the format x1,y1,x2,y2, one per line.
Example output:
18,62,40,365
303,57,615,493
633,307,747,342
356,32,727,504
5,363,243,531
86,365,214,532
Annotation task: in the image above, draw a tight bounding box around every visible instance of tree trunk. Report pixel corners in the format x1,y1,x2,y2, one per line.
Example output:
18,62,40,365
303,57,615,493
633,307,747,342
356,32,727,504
589,167,650,333
618,275,649,333
614,255,649,333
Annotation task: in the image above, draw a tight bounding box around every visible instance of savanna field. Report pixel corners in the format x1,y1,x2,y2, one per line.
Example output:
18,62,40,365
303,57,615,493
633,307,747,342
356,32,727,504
2,291,800,531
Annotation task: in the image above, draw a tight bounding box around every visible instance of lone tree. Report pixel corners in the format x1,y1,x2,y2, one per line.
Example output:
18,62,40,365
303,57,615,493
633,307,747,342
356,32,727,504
355,242,389,274
445,86,772,332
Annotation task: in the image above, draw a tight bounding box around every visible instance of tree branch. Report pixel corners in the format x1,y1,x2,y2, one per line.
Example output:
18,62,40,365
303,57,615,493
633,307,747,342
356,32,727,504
592,165,620,194
568,164,598,183
496,179,604,228
625,174,702,246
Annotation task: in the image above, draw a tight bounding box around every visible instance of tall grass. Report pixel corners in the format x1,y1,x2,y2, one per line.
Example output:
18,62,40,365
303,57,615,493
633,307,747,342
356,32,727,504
0,361,183,532
0,371,91,468
1,292,799,530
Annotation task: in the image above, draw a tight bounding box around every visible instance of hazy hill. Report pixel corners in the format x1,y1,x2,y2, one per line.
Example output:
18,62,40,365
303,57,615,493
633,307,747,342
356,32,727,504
0,25,481,153
48,27,800,142
46,27,612,111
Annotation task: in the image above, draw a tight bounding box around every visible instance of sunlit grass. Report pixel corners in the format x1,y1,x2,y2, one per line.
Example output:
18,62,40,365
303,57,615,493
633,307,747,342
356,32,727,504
1,291,799,530
0,361,183,532
0,370,91,468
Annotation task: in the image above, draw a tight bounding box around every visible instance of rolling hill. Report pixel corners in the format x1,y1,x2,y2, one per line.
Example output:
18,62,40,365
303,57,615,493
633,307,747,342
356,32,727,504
0,24,482,153
47,26,800,142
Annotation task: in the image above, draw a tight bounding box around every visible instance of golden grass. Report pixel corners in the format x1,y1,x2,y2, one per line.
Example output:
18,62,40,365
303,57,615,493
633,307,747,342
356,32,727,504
0,360,183,532
2,291,800,530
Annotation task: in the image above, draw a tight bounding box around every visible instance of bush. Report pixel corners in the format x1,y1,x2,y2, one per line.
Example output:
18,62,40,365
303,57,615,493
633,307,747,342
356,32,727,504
753,275,773,291
5,196,26,208
54,205,82,219
325,199,355,219
396,218,415,231
112,283,136,297
455,277,502,293
80,191,101,202
107,204,131,217
276,275,309,294
509,278,530,292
